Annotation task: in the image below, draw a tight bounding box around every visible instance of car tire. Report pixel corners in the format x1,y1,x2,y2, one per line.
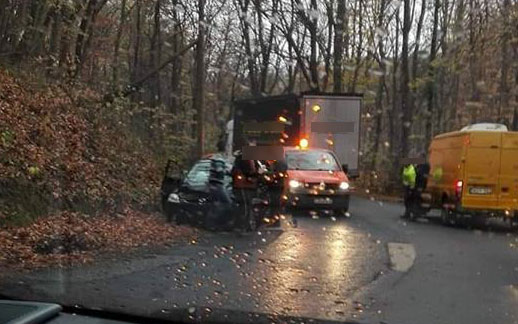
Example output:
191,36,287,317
175,211,186,225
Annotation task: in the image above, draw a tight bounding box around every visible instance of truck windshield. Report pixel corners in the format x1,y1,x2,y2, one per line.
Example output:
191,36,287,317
285,151,341,171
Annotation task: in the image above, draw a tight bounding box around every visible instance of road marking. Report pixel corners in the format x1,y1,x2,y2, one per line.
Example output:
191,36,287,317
387,242,416,272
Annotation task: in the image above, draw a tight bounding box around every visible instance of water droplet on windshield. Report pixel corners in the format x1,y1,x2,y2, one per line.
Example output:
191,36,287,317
188,306,196,314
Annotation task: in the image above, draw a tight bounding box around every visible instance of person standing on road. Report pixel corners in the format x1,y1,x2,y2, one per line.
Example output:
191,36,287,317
402,162,416,219
205,158,233,231
411,154,431,219
231,152,258,232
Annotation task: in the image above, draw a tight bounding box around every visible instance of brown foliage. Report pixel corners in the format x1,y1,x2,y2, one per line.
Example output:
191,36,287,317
0,68,160,221
0,209,197,270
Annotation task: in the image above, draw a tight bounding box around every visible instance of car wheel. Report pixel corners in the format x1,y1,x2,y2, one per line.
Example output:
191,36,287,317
175,210,187,225
166,211,176,223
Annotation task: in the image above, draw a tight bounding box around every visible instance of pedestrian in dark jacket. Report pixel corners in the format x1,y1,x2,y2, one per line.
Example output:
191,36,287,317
231,152,258,231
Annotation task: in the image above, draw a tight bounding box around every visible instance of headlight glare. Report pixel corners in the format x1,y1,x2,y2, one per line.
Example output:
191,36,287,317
167,193,180,203
289,180,301,188
339,182,350,190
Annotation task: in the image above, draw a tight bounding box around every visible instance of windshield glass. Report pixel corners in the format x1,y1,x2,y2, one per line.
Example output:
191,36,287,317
1,1,516,324
286,151,341,171
183,161,232,189
184,161,211,186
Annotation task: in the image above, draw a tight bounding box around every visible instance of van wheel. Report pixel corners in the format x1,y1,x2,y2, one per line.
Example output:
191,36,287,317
469,214,486,229
509,216,518,231
440,208,455,226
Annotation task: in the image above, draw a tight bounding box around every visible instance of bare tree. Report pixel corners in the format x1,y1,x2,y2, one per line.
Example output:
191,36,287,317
333,0,346,93
193,0,206,157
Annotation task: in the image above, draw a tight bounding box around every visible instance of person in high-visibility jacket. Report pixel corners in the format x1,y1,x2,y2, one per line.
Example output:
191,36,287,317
402,163,416,219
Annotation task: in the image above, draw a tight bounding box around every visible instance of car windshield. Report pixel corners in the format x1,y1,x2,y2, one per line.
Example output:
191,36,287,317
286,151,341,171
184,161,211,186
1,1,516,324
183,161,232,189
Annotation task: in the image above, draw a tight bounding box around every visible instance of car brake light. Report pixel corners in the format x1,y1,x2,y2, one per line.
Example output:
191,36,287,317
455,180,463,198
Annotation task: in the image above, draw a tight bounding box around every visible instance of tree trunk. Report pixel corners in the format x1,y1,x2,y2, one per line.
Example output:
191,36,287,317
333,0,346,93
400,0,411,158
371,0,387,169
131,0,142,86
170,0,183,115
150,0,162,103
350,0,363,93
309,0,319,90
49,4,62,58
193,0,206,158
112,0,127,91
425,0,439,145
75,0,107,77
499,0,510,119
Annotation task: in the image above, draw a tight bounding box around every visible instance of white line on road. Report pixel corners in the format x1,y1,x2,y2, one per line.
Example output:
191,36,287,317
387,242,416,272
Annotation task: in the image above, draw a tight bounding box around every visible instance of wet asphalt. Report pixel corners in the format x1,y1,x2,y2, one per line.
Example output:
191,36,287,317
1,197,517,324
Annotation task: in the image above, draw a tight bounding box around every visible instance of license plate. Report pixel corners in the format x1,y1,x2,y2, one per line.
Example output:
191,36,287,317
469,187,492,195
314,198,333,204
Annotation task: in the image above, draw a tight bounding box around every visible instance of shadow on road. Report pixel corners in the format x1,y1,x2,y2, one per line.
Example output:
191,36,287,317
410,214,517,235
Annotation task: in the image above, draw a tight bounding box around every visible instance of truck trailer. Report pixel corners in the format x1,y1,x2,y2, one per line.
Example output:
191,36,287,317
229,92,362,176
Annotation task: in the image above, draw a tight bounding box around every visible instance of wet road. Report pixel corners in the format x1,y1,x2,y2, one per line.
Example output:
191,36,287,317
2,197,518,324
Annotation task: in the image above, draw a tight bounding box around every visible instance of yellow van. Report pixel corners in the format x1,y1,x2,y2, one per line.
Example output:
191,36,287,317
426,126,518,225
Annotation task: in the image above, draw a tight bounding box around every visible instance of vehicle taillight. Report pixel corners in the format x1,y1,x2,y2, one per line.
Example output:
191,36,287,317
455,180,463,198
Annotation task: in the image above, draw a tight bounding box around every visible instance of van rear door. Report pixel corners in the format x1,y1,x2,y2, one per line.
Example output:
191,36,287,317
462,132,501,209
498,133,518,211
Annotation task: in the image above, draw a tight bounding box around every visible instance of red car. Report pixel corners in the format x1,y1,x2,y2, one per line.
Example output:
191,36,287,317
277,147,351,215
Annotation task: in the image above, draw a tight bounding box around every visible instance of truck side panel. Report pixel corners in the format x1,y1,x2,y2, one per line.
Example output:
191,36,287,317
233,95,300,151
428,134,466,206
301,96,361,175
462,132,501,209
498,132,518,211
